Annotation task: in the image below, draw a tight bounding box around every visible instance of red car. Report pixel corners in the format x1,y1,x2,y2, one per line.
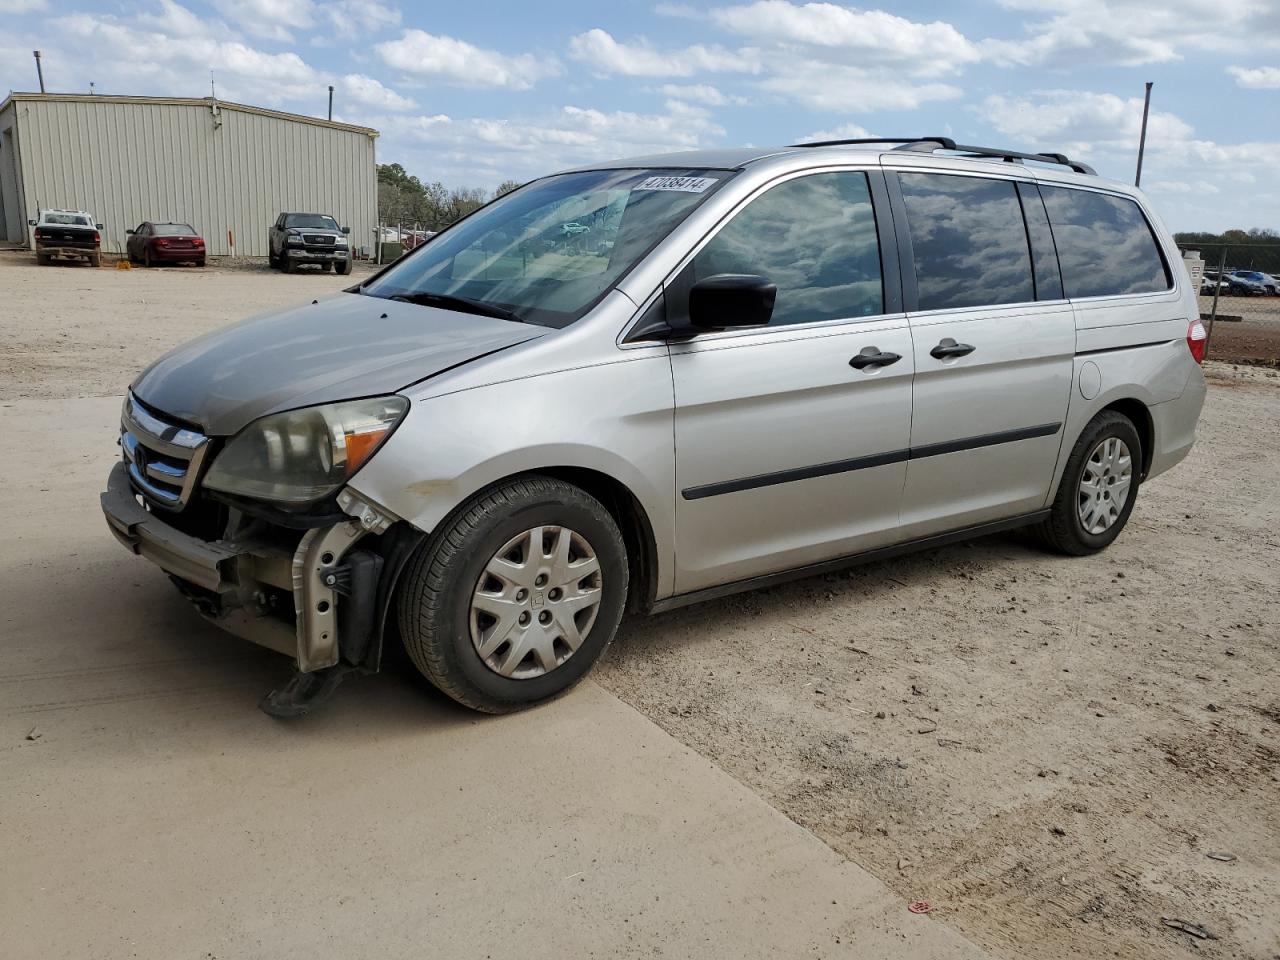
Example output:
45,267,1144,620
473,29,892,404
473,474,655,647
126,221,206,267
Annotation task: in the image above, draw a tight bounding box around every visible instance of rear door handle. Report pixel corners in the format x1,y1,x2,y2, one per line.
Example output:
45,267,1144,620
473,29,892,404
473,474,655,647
849,349,902,370
930,339,976,360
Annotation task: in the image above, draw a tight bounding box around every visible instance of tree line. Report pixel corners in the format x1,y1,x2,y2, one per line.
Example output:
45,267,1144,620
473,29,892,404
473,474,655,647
377,163,520,231
1175,228,1280,273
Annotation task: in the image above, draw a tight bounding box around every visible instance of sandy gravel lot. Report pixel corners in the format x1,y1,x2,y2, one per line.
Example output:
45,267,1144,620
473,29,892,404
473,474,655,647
4,253,1278,960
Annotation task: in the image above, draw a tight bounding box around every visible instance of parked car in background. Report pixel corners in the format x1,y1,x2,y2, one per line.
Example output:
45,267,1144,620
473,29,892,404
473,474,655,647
102,138,1207,716
126,221,206,267
268,212,352,275
29,209,102,266
1228,270,1278,295
1200,272,1227,295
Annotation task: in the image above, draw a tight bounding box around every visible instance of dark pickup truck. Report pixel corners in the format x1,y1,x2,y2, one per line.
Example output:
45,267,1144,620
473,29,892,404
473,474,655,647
30,209,103,266
268,212,353,275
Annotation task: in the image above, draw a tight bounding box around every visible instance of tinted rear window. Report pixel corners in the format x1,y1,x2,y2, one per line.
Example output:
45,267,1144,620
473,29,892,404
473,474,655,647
153,223,195,236
899,173,1035,311
1040,186,1171,298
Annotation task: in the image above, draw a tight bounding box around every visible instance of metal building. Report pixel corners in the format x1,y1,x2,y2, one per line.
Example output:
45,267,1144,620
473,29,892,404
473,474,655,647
0,93,377,257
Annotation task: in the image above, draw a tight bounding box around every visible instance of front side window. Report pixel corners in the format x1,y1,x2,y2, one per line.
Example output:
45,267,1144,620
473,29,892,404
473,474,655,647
690,171,884,326
1040,186,1171,298
899,173,1035,311
362,168,731,328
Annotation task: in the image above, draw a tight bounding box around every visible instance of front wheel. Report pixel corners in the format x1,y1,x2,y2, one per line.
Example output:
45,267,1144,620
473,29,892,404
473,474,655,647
397,476,628,713
336,257,352,276
1038,411,1142,556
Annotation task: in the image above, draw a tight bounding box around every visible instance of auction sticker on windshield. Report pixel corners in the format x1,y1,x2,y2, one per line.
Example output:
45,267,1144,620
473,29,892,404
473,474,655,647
635,176,718,193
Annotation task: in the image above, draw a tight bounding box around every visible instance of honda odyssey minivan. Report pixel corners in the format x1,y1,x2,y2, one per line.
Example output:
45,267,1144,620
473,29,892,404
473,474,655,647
102,137,1208,715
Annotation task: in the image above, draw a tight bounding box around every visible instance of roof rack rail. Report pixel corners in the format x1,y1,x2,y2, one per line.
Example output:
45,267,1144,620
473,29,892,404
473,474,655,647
792,136,1096,176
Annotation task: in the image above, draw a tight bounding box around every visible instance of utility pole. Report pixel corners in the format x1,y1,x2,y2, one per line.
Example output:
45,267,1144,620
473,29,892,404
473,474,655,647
328,85,334,121
1135,81,1153,187
33,50,45,93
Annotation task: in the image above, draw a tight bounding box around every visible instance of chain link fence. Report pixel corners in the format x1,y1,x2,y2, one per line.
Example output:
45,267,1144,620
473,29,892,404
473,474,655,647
1183,243,1280,367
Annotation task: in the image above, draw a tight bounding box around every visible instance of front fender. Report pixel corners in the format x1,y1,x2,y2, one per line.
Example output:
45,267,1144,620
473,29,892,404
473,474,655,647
349,354,678,600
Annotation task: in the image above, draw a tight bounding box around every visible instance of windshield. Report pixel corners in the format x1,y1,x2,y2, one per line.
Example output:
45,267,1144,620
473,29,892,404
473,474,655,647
154,223,196,236
45,213,90,226
286,214,340,230
361,168,732,328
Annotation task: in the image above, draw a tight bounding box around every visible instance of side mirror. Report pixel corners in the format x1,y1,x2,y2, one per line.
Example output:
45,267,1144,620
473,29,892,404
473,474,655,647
95,223,104,230
126,229,135,235
341,226,351,234
689,274,776,331
27,219,36,226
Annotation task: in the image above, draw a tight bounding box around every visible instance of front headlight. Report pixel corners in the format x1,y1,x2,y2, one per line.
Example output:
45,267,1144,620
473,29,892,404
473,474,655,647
286,234,303,246
203,396,408,504
334,237,348,247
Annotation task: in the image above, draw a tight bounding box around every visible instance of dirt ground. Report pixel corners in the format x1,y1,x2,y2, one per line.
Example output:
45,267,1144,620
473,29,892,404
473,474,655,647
4,252,1278,960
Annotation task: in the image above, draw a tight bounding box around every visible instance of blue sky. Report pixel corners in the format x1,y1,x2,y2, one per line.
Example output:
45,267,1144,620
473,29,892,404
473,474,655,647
2,0,1278,231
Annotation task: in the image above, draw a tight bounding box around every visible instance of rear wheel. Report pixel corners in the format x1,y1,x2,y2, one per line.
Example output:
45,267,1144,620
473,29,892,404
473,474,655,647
197,257,206,268
397,476,628,713
89,250,102,268
1038,411,1142,556
36,252,50,266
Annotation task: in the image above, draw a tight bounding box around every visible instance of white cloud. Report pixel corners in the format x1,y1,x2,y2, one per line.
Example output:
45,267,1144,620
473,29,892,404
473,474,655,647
980,91,1193,153
370,103,725,186
0,0,46,11
658,83,746,106
795,122,877,143
987,0,1280,67
340,73,414,111
763,62,961,112
321,0,400,34
1228,65,1280,89
377,29,559,90
712,1,980,75
568,28,758,77
211,0,314,42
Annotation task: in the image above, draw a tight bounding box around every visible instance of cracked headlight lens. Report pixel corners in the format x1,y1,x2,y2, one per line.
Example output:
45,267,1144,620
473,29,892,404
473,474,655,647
203,396,408,504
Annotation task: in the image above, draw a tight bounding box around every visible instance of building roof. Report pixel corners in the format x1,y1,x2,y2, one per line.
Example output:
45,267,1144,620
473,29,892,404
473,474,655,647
0,92,378,137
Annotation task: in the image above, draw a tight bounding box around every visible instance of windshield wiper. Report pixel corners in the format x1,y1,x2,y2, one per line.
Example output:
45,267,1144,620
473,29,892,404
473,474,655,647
387,291,525,324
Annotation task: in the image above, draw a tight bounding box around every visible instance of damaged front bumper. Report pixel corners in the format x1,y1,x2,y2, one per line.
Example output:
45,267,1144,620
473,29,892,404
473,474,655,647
100,461,399,673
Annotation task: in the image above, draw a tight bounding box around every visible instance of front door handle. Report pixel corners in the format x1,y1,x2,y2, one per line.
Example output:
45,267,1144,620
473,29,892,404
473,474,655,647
849,348,902,370
930,338,976,360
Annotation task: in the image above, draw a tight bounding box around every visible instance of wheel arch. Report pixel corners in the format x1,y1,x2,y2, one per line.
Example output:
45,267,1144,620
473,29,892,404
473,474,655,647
484,466,661,614
1099,397,1155,479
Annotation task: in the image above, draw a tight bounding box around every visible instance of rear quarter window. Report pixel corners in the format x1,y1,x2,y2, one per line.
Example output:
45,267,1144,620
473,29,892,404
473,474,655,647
1040,186,1171,298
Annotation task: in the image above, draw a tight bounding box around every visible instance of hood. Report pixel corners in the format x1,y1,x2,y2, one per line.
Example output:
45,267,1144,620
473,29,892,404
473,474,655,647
131,292,544,436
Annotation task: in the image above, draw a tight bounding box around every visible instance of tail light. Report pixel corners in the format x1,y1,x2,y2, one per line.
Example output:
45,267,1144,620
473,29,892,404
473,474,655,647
1187,318,1208,364
33,228,44,240
155,237,170,247
93,231,101,245
193,237,205,246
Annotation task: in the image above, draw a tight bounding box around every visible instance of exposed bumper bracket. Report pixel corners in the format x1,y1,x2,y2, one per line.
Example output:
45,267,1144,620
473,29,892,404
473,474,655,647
259,664,358,718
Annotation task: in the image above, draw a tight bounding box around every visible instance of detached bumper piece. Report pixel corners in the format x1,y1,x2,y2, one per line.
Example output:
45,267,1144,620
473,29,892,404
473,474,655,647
101,462,403,716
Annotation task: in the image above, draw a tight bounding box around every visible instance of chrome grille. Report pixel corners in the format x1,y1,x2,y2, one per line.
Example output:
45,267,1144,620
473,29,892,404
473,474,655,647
120,393,210,510
303,234,335,245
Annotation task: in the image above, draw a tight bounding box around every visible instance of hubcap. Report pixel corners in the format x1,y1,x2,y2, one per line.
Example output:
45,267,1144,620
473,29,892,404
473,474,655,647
469,525,603,679
1078,436,1133,535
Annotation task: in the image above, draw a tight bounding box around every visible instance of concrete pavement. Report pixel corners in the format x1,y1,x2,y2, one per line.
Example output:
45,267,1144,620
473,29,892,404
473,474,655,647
1,396,990,960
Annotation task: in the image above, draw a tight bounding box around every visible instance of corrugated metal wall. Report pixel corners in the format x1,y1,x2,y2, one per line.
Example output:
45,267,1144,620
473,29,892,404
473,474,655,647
10,97,376,257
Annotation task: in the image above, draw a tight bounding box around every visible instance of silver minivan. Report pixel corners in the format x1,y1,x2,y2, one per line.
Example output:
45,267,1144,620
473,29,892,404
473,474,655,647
101,138,1208,715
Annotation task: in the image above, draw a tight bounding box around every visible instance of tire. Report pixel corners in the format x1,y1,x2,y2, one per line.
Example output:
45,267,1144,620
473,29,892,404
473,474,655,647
268,244,278,269
197,257,206,268
282,250,294,274
1038,411,1142,556
143,248,152,268
321,261,332,273
397,476,629,713
89,250,101,268
36,252,50,266
336,257,352,276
